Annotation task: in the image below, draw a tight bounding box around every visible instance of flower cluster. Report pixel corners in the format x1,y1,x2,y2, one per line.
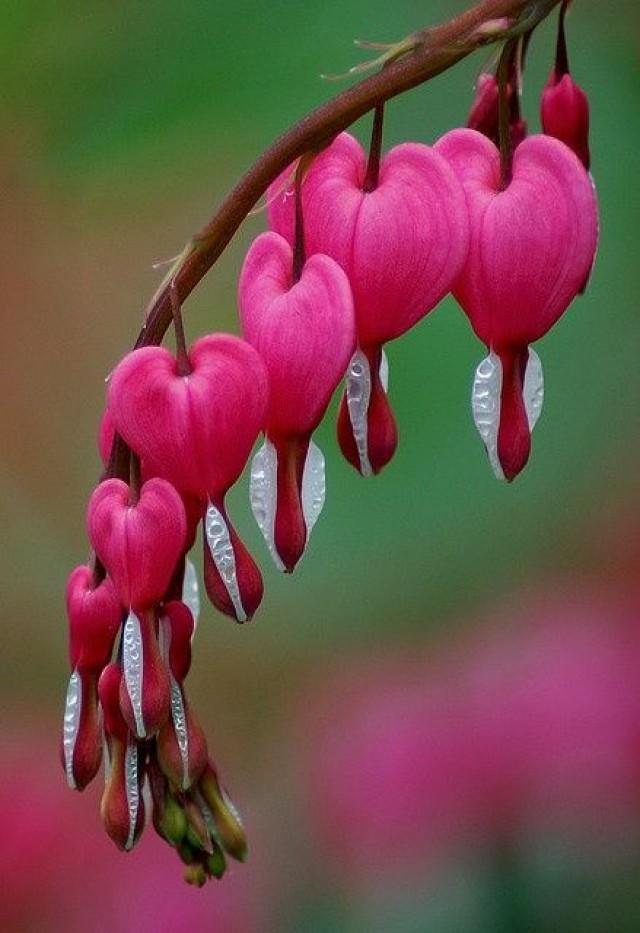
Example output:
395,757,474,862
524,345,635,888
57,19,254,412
62,4,598,881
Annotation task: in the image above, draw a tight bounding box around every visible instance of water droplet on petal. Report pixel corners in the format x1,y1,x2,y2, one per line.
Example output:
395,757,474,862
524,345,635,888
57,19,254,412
301,440,326,543
471,351,505,481
63,669,82,790
204,504,248,622
122,611,145,738
182,558,201,631
249,439,285,571
523,347,544,431
124,735,140,852
345,349,373,477
379,349,389,394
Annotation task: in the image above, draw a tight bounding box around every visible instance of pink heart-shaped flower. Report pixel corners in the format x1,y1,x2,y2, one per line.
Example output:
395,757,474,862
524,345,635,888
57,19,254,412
87,478,186,610
108,334,268,502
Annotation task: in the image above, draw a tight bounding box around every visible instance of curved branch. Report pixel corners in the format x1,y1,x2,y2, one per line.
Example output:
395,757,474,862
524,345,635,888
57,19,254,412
135,0,560,351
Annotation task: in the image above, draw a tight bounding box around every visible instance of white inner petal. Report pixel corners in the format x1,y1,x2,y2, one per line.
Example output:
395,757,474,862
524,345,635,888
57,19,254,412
124,734,140,851
249,439,285,571
204,503,248,622
182,558,201,633
301,440,326,543
170,679,190,790
122,610,145,737
471,351,505,481
345,348,373,477
379,349,389,394
62,669,82,790
523,347,544,431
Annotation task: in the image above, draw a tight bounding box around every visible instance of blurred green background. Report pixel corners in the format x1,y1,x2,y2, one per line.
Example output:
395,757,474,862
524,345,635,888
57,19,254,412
1,1,639,931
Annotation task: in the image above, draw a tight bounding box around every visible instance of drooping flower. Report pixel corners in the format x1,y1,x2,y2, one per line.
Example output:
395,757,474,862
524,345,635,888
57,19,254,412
268,133,469,476
61,566,122,790
239,231,355,571
88,477,187,736
107,334,269,623
435,128,598,480
156,600,209,790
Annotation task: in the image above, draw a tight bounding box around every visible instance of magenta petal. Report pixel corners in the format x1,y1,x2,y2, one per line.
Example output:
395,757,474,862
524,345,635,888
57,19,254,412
268,132,469,347
435,128,598,349
87,478,187,610
108,334,268,501
541,71,590,170
239,231,355,437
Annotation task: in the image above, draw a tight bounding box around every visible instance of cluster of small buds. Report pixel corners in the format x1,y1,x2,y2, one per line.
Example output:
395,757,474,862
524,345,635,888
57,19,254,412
63,1,598,881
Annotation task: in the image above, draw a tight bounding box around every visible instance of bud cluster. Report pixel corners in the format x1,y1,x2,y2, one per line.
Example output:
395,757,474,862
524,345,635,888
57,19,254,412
63,2,598,881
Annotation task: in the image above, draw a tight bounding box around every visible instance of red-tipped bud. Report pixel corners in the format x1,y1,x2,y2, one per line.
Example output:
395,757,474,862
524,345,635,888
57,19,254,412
157,691,208,791
467,72,500,142
337,347,397,477
88,477,187,611
161,601,194,682
60,668,102,790
202,502,263,623
98,664,145,851
198,762,248,862
541,71,590,170
119,609,170,738
66,565,121,673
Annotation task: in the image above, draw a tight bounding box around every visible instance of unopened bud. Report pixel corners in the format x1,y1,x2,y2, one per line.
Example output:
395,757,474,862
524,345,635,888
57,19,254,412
198,763,248,862
119,609,171,738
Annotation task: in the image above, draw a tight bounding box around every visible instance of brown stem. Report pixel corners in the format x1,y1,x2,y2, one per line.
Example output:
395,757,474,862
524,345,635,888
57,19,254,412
292,158,308,283
363,103,385,192
497,37,518,186
170,281,192,376
104,0,561,482
555,0,570,76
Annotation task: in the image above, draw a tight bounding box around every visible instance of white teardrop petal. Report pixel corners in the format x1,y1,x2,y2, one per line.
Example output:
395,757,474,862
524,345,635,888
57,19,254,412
170,677,190,790
182,558,201,630
205,503,248,623
301,440,326,543
523,347,544,432
379,349,389,394
249,439,285,571
345,349,373,477
124,735,140,851
63,669,82,790
122,611,145,738
471,352,505,481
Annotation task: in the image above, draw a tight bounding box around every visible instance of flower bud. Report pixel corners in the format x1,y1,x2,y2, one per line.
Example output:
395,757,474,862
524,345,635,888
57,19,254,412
541,71,590,170
198,762,248,862
98,664,145,851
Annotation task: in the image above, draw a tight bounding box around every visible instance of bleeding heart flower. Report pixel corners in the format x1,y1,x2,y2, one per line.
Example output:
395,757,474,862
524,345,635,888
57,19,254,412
107,334,268,623
435,128,598,480
98,664,146,851
61,565,122,790
156,601,208,790
87,478,186,610
239,231,355,571
268,132,469,476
